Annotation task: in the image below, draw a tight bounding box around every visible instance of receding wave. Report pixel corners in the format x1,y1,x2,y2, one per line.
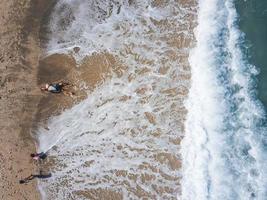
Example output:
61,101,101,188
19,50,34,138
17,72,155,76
181,0,267,199
37,0,196,199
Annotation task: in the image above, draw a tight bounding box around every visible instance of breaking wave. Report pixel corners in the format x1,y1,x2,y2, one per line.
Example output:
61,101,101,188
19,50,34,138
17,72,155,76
181,0,267,199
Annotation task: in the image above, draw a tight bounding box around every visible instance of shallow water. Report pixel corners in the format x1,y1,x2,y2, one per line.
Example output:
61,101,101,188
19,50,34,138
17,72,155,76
37,0,196,199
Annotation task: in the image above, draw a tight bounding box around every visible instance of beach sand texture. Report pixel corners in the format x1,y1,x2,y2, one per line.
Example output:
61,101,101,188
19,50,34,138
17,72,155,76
0,0,54,199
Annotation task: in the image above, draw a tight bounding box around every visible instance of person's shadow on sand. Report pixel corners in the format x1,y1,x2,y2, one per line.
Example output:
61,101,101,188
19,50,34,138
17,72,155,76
19,170,52,184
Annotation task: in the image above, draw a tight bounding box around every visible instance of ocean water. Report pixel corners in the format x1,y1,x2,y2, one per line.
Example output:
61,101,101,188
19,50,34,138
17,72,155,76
37,0,196,199
181,0,267,200
236,0,267,108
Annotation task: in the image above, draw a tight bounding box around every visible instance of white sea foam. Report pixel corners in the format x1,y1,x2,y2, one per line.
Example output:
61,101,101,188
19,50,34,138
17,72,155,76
181,0,267,199
37,0,195,199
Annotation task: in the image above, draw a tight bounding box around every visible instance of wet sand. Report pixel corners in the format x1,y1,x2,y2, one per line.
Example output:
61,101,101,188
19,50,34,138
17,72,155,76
35,51,124,127
35,0,198,199
0,0,55,199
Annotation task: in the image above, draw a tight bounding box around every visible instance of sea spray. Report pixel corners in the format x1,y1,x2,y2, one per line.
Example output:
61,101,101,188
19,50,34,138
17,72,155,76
181,0,267,199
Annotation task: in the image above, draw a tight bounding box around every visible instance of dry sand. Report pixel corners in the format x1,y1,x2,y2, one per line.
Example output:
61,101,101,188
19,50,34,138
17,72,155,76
0,0,55,199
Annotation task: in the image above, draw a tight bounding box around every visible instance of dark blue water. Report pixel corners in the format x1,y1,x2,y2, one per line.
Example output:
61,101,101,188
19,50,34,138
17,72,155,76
236,0,267,108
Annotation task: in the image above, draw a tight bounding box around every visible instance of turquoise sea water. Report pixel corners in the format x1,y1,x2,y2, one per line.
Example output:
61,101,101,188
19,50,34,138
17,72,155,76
236,0,267,108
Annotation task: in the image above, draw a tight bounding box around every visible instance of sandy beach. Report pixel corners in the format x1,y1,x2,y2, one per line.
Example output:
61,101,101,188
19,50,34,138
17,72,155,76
0,1,108,198
0,0,55,199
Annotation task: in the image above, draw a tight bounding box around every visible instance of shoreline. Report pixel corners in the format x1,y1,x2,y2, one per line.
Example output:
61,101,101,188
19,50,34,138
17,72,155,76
0,1,55,199
35,1,197,199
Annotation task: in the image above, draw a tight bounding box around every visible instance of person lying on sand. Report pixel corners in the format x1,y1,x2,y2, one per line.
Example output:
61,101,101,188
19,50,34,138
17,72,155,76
30,152,47,160
40,81,74,96
19,170,52,184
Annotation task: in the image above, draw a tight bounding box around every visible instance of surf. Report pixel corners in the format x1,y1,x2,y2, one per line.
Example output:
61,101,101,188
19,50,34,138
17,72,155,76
36,0,196,199
181,0,267,199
